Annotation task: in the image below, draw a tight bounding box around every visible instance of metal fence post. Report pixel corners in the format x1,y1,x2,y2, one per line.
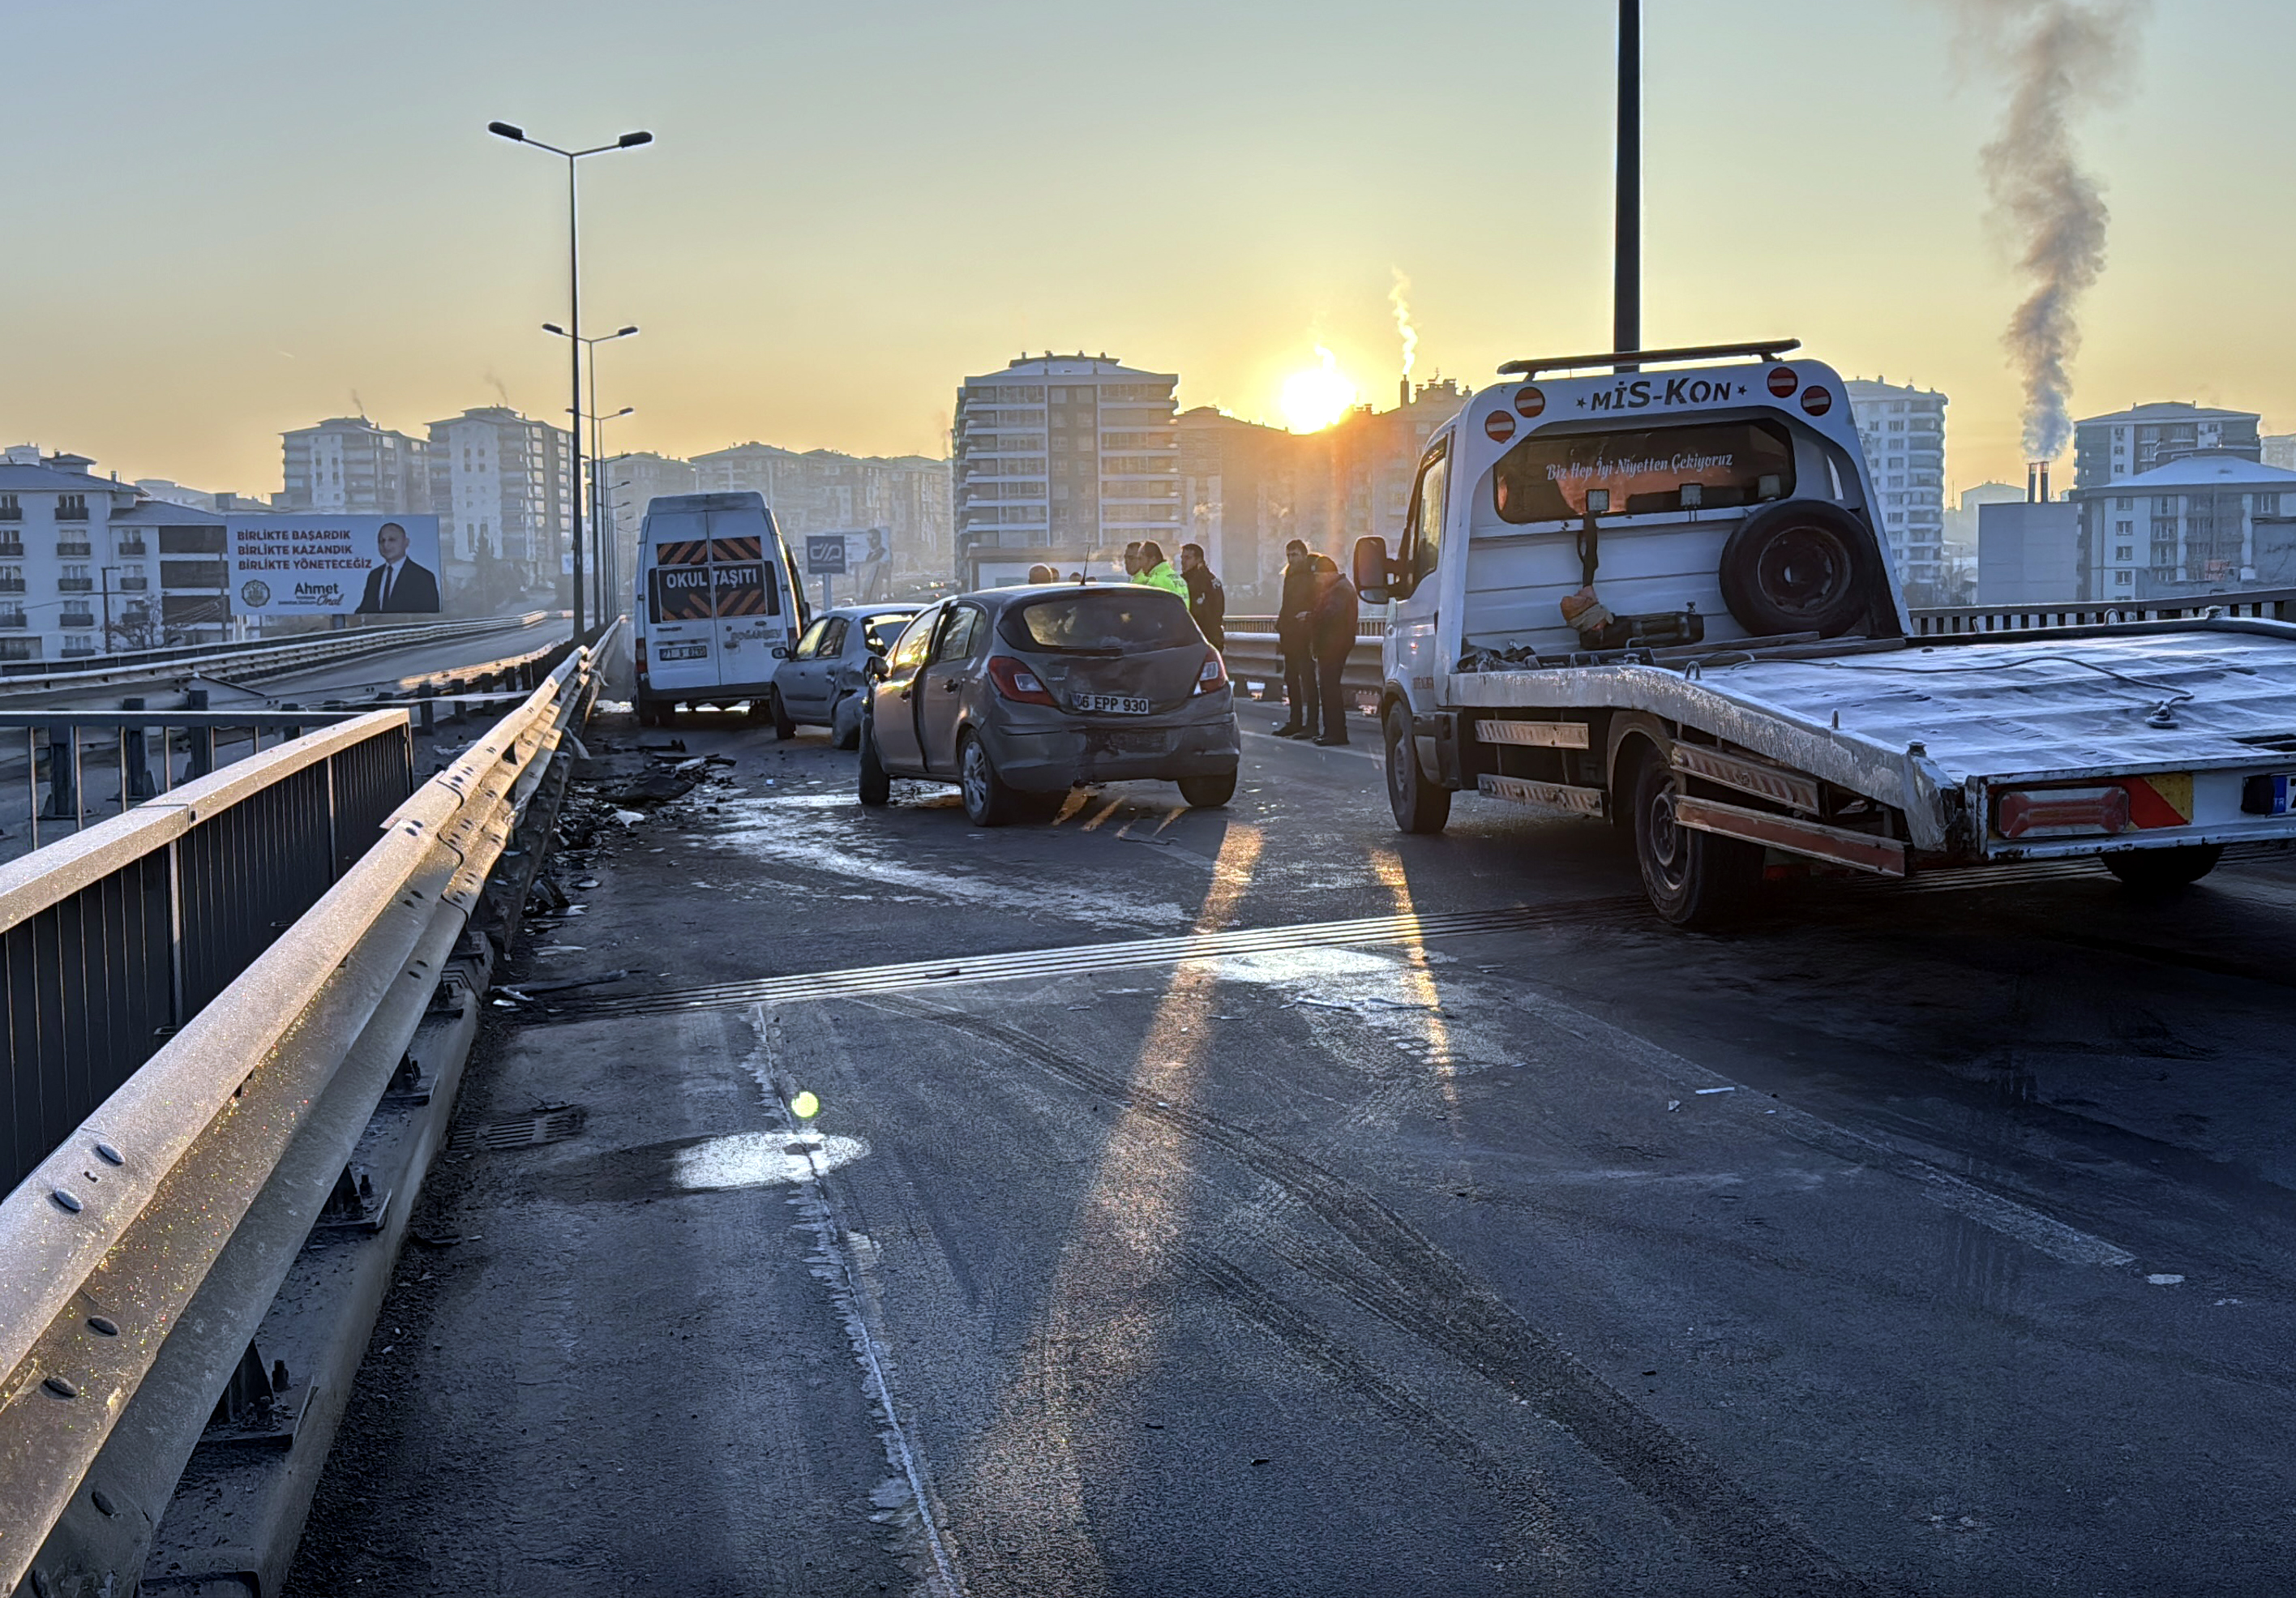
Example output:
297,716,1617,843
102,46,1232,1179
41,726,75,820
122,699,156,801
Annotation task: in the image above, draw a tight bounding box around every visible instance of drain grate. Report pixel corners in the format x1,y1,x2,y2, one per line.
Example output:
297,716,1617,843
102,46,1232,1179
450,1104,587,1154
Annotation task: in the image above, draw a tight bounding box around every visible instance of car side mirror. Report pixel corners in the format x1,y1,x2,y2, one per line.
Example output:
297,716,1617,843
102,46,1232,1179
1354,535,1405,603
771,645,790,659
864,654,889,681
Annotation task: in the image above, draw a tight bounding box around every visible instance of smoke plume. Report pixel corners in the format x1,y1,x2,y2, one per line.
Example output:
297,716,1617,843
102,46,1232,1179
1389,268,1418,379
1957,0,2149,460
483,368,513,408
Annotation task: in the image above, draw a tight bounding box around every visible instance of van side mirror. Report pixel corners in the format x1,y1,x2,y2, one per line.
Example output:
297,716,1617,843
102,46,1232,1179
1354,536,1403,603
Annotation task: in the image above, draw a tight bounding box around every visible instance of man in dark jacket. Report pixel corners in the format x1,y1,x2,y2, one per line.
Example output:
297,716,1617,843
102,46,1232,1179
1179,542,1225,651
1274,539,1318,737
1309,554,1360,747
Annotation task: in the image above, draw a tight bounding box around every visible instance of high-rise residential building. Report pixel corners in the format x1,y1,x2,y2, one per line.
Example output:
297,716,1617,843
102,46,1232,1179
1844,379,1948,603
951,355,1180,586
423,408,574,591
2071,452,2296,599
280,418,433,516
603,451,699,601
2071,401,2260,491
2260,434,2296,472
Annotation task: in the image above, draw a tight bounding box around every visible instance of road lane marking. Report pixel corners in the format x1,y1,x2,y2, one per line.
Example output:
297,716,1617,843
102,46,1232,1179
745,1010,968,1598
542,897,1650,1021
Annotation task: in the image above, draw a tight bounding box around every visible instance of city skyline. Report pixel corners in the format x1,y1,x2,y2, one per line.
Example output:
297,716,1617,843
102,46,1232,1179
5,1,2292,499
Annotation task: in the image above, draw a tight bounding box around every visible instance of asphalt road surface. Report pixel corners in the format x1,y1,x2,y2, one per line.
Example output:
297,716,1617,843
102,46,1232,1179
285,694,2296,1597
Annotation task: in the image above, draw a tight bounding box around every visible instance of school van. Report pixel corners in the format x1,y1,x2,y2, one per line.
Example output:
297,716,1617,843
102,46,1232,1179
632,491,809,725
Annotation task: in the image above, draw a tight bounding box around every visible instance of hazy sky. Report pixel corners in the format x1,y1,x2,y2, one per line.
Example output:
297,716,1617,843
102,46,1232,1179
4,0,2290,497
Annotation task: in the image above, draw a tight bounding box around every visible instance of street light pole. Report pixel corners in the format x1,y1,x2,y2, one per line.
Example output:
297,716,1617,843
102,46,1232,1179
1614,0,1641,359
546,322,636,623
488,120,651,638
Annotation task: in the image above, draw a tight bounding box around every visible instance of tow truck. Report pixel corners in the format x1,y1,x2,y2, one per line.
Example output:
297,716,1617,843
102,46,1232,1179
1352,341,2296,927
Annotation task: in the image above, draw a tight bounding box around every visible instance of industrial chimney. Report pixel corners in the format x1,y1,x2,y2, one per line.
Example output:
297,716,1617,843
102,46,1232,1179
1399,377,1411,409
2040,462,2051,503
2027,463,2040,503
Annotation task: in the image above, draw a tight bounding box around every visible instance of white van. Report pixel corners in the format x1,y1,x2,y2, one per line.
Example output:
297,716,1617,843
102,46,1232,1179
632,491,808,726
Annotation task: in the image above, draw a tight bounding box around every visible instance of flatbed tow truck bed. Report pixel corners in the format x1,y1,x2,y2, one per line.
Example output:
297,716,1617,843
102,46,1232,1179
1448,616,2296,868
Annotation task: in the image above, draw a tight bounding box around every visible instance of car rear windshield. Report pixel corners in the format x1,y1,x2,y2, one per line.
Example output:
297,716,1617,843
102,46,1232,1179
1008,590,1197,654
1490,419,1797,523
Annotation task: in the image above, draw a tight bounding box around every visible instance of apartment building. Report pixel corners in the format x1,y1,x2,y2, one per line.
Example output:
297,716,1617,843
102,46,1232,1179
0,449,190,659
422,408,574,592
1844,379,1949,604
689,443,951,576
280,417,433,515
2072,452,2296,600
951,354,1180,587
2072,402,2261,491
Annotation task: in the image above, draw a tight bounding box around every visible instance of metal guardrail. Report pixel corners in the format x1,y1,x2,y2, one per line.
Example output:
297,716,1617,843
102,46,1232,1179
0,610,559,696
0,622,616,1596
1905,587,2296,636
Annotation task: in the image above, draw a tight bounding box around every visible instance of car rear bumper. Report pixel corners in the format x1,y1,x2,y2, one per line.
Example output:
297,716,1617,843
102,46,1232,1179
987,716,1240,791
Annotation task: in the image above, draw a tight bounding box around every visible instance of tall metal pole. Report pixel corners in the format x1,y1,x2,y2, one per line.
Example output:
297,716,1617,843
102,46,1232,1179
1614,0,1642,359
586,347,602,620
566,155,585,639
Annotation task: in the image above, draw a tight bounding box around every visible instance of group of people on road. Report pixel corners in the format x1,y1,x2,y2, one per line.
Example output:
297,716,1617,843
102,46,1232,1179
1275,540,1360,746
1028,538,1355,745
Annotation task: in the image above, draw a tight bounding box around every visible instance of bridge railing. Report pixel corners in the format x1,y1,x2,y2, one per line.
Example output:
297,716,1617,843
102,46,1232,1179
0,609,559,695
0,623,616,1596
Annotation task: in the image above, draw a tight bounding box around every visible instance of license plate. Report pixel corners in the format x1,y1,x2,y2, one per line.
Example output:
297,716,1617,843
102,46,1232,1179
1093,730,1167,755
2243,773,2295,815
657,642,708,662
1077,693,1150,715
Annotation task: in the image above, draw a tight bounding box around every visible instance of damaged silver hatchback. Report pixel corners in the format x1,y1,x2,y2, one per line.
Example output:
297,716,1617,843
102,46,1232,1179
857,584,1240,825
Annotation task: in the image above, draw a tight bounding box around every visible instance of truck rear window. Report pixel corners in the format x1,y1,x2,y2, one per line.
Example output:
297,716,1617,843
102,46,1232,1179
1007,590,1197,654
1490,419,1797,523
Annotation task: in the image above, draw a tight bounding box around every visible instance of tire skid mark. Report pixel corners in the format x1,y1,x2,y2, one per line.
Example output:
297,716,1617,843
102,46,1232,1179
880,996,1891,1598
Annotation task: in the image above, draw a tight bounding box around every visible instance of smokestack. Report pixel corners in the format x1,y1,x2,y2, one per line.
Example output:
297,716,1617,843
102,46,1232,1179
1962,2,2152,462
2028,463,2039,503
1399,377,1411,409
2040,461,2051,502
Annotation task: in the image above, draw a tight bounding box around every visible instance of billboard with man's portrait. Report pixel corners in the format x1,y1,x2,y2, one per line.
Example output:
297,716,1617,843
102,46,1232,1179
225,514,445,616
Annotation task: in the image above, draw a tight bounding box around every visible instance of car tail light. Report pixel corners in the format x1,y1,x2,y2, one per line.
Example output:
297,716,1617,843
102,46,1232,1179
634,637,649,680
1996,784,2131,839
987,655,1056,706
1195,650,1229,694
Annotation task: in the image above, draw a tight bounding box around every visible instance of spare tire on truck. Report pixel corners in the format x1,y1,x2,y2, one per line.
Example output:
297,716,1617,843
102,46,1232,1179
1718,499,1883,639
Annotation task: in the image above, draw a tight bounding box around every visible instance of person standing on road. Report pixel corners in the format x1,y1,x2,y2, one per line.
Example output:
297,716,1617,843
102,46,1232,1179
1309,553,1360,748
1123,542,1144,579
1179,542,1225,651
1132,540,1188,598
1274,539,1318,738
1026,563,1056,584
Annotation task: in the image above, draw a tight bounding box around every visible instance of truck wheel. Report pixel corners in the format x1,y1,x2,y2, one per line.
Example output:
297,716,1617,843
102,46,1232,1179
857,722,892,807
1630,741,1762,929
2103,844,2221,893
1718,499,1878,639
958,731,1026,826
1178,772,1236,808
1383,702,1450,834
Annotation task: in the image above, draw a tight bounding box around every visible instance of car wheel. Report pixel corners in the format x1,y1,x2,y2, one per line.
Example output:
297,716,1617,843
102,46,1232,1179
831,693,862,750
1383,701,1450,834
636,697,666,727
1177,771,1236,808
857,720,892,807
958,731,1026,826
1629,739,1762,929
2103,843,2221,893
764,688,797,740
